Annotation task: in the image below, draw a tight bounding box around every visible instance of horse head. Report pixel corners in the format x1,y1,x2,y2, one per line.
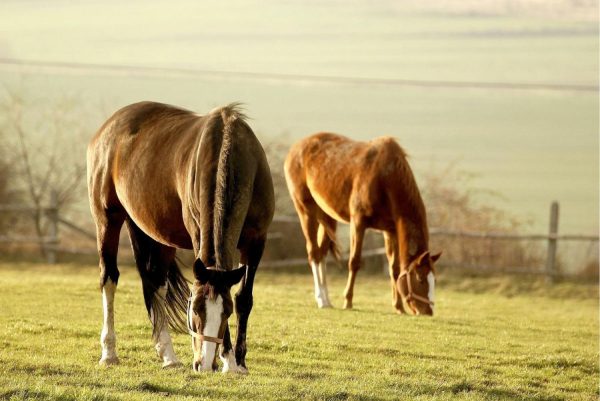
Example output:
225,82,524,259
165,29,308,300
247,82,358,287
187,258,246,372
396,251,441,316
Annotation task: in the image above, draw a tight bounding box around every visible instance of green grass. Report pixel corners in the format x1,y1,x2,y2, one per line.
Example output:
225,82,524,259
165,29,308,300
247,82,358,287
0,262,597,400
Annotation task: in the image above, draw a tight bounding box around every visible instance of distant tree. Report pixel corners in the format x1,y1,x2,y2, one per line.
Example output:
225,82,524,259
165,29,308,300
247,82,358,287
0,141,11,204
0,130,17,235
419,163,541,270
420,163,523,233
0,89,89,257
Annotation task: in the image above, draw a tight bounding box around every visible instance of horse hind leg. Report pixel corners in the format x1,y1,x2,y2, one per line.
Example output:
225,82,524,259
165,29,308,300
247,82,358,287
93,207,125,366
126,218,187,368
150,280,183,368
313,215,338,308
295,203,331,308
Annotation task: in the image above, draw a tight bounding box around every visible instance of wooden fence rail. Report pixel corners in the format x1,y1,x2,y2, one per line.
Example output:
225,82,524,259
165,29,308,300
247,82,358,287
0,200,597,281
0,191,59,264
270,201,598,281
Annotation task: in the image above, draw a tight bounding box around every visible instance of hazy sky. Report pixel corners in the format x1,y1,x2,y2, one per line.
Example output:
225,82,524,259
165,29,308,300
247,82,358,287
1,0,598,82
0,0,598,236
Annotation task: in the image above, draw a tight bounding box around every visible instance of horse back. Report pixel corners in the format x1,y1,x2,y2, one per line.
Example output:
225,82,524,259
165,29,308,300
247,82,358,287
87,102,205,248
285,132,422,230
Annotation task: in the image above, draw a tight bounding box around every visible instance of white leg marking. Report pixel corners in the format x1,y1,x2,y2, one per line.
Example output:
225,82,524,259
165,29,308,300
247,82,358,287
220,349,246,374
200,295,223,371
100,278,118,364
151,285,181,368
155,326,180,367
317,260,332,307
310,261,330,308
427,272,435,313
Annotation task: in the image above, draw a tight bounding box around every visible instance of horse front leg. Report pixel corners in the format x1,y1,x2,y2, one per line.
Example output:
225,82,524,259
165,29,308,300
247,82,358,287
233,264,257,374
219,324,238,373
343,219,365,309
384,231,406,314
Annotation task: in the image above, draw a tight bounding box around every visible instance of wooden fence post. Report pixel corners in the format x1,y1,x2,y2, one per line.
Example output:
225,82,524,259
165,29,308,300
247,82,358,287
47,191,59,264
545,201,559,282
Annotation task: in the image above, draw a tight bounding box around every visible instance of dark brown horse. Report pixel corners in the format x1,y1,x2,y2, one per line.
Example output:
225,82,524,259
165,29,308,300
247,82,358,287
87,101,274,372
284,133,440,315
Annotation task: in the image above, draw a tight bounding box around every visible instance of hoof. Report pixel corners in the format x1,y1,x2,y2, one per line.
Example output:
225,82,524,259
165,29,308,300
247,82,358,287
394,308,406,315
99,356,119,366
222,364,248,374
316,297,334,309
162,360,183,369
221,355,249,374
343,301,353,310
236,366,249,375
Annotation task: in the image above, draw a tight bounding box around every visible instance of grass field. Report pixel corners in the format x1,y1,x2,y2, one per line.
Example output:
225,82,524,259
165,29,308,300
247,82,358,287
0,262,597,400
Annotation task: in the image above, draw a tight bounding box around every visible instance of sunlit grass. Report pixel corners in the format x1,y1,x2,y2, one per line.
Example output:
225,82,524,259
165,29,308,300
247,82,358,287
0,262,597,400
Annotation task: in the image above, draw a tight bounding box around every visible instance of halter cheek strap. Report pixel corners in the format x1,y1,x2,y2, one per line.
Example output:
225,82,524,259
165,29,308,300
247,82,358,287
187,295,224,345
188,330,224,345
398,270,434,307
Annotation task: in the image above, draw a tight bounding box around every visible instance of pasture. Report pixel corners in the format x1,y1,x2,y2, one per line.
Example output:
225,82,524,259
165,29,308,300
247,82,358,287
0,262,597,401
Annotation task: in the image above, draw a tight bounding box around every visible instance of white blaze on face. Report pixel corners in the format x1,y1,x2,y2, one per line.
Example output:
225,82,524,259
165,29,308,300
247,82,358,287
427,271,435,313
200,295,224,371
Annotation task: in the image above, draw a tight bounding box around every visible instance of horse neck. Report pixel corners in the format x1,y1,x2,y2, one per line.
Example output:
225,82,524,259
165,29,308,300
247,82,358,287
396,213,429,270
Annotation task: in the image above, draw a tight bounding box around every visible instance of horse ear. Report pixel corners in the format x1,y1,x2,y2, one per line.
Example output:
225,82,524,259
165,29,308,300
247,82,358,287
416,251,430,267
193,258,210,283
431,251,442,263
224,265,247,287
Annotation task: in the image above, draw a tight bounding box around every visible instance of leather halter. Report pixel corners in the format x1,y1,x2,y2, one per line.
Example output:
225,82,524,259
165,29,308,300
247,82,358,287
398,269,434,307
187,295,224,345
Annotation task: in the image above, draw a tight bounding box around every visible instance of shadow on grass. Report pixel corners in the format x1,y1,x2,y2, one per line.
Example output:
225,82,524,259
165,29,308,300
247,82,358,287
405,380,569,401
4,361,82,377
126,379,245,400
0,388,119,401
526,356,598,375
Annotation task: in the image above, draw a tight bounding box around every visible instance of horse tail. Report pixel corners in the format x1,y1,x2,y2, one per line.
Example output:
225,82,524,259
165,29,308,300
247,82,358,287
163,257,190,334
213,104,252,270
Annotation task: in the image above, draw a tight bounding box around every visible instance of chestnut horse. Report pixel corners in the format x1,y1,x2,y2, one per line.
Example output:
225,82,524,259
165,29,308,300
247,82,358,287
88,101,274,372
284,133,440,315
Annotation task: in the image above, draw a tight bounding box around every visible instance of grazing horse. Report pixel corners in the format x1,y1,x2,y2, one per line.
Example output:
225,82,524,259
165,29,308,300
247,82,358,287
284,133,440,315
87,101,274,372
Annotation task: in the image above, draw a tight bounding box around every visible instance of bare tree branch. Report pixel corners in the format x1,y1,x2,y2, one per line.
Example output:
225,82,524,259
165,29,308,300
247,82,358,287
1,87,91,258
